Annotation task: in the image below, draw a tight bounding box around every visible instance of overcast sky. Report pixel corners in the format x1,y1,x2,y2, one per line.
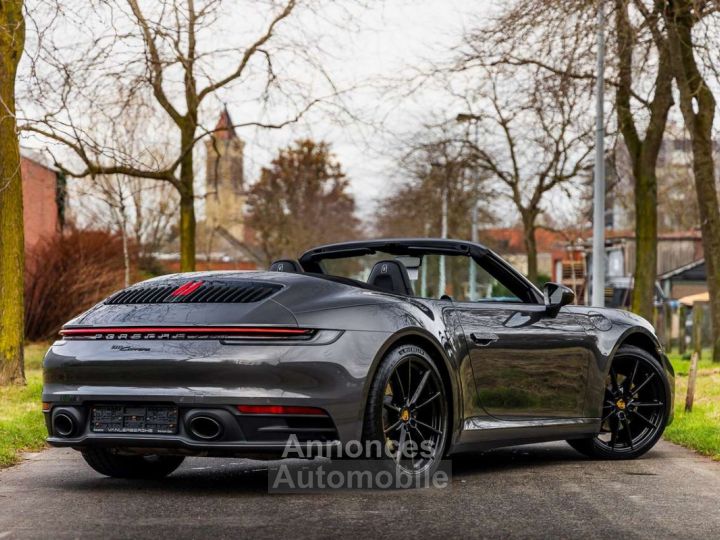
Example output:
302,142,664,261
228,0,486,219
18,0,720,240
20,0,504,223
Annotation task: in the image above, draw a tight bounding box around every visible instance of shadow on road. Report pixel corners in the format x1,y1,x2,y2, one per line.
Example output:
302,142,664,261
42,442,615,495
450,442,592,477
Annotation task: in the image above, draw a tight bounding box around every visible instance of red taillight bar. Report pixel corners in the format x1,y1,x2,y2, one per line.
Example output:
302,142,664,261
60,326,312,336
237,405,326,415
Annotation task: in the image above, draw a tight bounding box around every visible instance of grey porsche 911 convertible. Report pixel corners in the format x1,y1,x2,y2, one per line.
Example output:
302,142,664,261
43,238,674,479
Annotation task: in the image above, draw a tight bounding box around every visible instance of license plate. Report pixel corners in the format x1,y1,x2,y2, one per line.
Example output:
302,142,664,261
91,405,178,434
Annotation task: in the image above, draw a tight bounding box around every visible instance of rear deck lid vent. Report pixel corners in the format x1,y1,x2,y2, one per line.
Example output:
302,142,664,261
106,281,281,305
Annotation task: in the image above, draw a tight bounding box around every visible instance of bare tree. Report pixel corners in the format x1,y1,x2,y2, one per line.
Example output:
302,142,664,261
615,0,674,318
20,0,341,271
455,65,594,284
0,0,26,385
375,134,494,240
558,0,720,358
128,179,179,270
610,134,702,233
660,0,720,360
92,177,134,287
73,175,179,284
467,0,674,319
66,104,180,282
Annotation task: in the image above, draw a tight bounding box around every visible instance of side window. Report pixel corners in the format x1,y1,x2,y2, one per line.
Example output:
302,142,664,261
467,259,521,302
414,255,520,303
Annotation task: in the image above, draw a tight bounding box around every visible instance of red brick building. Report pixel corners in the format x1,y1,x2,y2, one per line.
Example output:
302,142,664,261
20,150,64,253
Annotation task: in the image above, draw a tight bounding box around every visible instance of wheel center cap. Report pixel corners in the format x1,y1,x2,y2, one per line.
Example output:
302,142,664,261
401,408,410,422
616,399,626,410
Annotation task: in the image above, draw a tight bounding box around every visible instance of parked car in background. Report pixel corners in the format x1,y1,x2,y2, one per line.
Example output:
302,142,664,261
604,276,666,310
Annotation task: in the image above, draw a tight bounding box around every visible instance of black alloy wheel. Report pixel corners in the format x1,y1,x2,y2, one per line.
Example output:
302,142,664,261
568,345,669,460
364,344,449,476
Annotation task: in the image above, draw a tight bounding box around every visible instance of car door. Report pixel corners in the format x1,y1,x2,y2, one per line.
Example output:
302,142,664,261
452,258,595,420
454,302,595,420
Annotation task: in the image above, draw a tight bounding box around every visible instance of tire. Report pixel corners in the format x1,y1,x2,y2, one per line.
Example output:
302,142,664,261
81,448,185,479
568,345,669,460
363,344,449,478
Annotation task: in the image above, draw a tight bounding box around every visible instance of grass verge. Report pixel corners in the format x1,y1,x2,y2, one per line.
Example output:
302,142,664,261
0,343,49,468
663,351,720,460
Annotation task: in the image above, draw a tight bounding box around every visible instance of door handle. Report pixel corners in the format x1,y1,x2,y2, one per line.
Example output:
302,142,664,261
470,333,498,346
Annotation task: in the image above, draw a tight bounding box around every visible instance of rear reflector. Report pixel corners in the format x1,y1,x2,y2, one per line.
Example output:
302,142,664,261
237,405,326,415
60,326,313,338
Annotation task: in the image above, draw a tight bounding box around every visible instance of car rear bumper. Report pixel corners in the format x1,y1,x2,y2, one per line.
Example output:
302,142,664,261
42,330,392,451
44,403,342,458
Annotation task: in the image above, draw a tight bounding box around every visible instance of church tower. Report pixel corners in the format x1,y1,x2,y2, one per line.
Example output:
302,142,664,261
204,107,246,242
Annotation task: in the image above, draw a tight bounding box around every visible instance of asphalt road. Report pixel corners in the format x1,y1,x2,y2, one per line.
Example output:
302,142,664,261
1,440,719,539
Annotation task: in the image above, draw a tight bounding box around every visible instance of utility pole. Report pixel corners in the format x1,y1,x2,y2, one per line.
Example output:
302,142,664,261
469,203,478,300
431,161,448,298
591,0,606,307
456,112,482,301
439,182,448,296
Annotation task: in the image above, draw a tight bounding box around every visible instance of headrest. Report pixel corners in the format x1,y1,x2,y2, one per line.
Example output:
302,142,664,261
269,259,303,273
367,260,414,296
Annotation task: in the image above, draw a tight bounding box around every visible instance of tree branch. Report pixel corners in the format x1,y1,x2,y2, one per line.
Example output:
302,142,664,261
127,0,184,125
23,125,178,186
196,0,296,102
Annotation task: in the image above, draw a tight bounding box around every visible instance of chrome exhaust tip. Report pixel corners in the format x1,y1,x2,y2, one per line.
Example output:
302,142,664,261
188,416,223,440
53,413,76,437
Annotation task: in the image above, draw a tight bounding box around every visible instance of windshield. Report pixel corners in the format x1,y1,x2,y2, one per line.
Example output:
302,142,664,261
319,251,519,302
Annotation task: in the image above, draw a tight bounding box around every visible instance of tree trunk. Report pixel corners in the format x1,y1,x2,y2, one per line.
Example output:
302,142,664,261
0,0,26,385
631,165,658,319
615,0,672,322
522,213,538,284
665,0,720,361
178,130,196,272
692,142,720,362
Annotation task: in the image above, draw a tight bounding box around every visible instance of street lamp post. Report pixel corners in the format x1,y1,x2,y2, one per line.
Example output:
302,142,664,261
591,0,606,307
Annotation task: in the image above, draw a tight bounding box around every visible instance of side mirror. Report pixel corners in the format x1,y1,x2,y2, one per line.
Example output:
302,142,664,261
543,282,575,316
